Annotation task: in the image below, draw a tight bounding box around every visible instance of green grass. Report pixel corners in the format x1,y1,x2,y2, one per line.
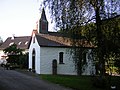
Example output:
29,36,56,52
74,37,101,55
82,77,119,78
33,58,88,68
40,75,112,90
16,69,120,90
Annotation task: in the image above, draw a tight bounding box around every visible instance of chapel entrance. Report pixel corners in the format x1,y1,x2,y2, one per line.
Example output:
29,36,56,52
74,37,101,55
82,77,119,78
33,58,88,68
32,49,35,71
52,59,57,75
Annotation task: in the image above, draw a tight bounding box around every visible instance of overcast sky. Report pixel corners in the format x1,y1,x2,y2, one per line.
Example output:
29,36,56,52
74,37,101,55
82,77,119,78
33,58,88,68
0,0,53,41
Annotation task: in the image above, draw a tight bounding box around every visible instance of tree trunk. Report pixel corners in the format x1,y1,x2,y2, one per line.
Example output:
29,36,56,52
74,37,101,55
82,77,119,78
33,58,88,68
95,6,105,76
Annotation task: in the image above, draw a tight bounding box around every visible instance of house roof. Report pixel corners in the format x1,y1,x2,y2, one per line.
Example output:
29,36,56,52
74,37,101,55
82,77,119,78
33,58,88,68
0,36,31,50
35,32,94,48
36,33,71,47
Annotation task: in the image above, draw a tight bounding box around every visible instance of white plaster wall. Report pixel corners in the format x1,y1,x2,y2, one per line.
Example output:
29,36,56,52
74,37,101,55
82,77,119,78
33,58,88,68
29,35,41,74
0,50,4,59
40,47,77,75
0,50,7,64
29,34,95,75
29,48,32,69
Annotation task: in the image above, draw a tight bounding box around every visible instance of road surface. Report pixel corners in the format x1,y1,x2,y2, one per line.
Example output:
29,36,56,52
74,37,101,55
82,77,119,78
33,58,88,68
0,67,72,90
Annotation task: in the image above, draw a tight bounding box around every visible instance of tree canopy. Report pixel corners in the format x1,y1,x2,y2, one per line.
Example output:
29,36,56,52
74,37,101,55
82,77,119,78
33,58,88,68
3,44,23,55
42,0,120,75
3,44,23,64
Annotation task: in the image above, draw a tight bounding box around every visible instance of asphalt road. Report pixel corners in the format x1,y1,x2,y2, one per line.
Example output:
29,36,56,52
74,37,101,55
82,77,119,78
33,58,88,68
0,67,72,90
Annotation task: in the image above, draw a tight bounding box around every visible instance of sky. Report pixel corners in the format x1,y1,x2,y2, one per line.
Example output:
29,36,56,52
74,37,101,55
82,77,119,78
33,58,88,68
0,0,53,41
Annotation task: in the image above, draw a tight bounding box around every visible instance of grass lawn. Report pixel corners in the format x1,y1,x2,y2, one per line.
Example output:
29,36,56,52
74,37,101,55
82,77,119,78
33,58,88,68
40,75,120,90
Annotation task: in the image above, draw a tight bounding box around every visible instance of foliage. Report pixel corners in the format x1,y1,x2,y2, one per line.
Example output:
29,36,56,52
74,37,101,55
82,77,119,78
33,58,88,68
43,0,120,29
42,0,120,75
3,44,28,69
19,53,29,69
3,44,23,55
3,44,23,65
114,59,120,74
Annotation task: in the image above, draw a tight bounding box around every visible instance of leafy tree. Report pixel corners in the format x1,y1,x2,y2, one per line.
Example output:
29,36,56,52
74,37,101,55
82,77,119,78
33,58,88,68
19,53,29,69
100,16,120,75
3,44,23,65
42,0,120,75
114,59,120,74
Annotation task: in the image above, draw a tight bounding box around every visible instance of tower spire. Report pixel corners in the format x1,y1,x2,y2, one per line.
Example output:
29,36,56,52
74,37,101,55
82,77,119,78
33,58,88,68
39,8,48,34
41,8,47,21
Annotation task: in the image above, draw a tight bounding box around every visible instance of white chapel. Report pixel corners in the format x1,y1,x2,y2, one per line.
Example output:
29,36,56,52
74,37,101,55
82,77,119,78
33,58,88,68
28,9,95,75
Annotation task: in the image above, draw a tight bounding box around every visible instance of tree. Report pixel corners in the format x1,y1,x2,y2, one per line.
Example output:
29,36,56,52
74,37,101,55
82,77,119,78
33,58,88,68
43,0,120,75
19,53,29,69
3,44,23,65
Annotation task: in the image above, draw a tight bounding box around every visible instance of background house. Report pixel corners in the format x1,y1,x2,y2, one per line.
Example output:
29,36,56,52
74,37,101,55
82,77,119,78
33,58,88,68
0,35,31,64
29,9,95,75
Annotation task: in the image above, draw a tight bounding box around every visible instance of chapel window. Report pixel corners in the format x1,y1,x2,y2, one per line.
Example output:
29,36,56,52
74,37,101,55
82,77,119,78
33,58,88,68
59,52,64,64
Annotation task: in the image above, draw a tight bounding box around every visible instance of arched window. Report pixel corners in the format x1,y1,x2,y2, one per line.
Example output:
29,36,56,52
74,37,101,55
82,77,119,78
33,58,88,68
59,52,64,64
32,49,35,56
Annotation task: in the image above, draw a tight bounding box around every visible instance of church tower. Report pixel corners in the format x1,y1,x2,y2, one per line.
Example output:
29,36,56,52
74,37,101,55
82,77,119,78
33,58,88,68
39,8,48,34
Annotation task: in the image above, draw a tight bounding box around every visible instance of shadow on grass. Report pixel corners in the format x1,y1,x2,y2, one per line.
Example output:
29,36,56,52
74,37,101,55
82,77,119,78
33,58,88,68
40,75,120,90
15,69,120,90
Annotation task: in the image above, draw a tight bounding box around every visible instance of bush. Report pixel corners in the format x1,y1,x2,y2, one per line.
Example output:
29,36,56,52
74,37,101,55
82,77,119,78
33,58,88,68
18,53,28,69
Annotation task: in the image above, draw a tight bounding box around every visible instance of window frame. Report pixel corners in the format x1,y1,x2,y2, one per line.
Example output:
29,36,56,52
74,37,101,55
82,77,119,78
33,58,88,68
59,52,64,64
